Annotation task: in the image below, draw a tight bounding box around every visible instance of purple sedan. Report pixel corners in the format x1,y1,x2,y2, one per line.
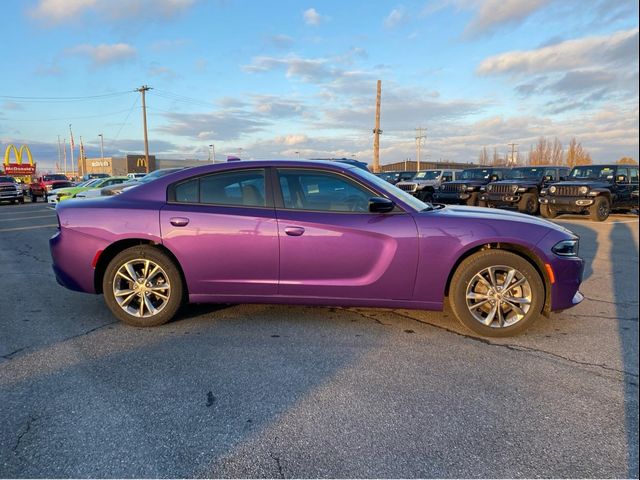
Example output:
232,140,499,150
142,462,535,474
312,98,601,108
50,160,584,337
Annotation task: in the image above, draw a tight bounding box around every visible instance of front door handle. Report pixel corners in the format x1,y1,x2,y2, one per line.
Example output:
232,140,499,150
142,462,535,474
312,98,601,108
170,217,190,227
284,226,305,236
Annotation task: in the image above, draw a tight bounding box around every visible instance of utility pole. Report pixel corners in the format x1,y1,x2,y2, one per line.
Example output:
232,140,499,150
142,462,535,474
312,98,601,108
99,134,105,162
415,127,427,172
57,135,61,172
508,143,518,166
372,80,382,173
136,85,152,173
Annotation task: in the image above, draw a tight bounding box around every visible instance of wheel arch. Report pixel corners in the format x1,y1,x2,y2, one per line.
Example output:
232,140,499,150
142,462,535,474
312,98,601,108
94,238,188,300
444,242,552,316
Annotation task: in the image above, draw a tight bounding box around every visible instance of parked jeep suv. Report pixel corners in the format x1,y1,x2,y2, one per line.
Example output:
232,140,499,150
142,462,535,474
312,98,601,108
395,169,461,202
480,166,570,215
539,164,639,221
433,167,509,206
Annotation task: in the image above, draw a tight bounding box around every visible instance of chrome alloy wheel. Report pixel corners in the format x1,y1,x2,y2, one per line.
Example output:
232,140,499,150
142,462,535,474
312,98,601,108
112,259,171,318
465,265,532,328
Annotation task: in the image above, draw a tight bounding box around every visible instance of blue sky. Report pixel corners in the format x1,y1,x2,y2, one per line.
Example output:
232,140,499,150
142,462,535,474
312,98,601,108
0,0,638,169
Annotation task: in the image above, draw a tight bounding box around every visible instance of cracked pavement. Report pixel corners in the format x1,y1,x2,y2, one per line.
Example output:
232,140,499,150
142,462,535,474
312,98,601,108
0,202,637,478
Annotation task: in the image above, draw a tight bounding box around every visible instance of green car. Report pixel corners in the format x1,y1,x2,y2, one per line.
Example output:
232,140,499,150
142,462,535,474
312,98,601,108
49,176,129,204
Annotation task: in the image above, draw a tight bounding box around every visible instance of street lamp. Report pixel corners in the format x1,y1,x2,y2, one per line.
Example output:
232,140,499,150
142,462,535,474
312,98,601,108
295,150,300,160
209,144,215,163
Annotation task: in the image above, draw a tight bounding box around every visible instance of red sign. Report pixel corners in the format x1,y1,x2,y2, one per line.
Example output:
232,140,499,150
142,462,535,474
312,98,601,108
4,163,36,175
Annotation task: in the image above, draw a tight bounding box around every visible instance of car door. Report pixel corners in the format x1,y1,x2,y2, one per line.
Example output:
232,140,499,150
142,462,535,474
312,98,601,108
274,168,419,300
160,168,279,296
615,167,631,206
629,167,639,206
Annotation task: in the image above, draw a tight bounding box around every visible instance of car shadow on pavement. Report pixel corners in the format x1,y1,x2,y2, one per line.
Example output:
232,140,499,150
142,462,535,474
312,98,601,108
611,222,639,478
555,220,597,281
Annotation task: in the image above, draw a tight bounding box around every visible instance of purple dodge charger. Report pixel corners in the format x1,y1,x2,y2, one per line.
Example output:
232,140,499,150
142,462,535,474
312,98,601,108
50,161,584,337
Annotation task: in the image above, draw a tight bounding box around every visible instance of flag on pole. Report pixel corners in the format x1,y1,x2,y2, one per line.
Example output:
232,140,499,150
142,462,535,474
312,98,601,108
69,125,75,150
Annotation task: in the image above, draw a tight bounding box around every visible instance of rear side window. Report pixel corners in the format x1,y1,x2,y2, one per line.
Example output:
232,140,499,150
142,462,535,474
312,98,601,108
170,169,266,207
629,168,639,183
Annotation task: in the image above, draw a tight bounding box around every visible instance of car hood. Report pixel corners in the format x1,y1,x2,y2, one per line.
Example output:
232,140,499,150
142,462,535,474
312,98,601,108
428,205,574,236
444,179,487,186
51,186,79,194
550,180,611,188
491,179,540,187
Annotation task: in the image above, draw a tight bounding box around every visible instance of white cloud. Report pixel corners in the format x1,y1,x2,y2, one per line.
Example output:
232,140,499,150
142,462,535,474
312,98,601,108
477,28,639,75
384,7,406,28
464,0,550,38
67,43,137,66
303,8,323,25
274,134,309,146
30,0,196,23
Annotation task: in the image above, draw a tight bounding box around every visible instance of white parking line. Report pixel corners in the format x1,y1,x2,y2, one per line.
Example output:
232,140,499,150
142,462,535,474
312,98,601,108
0,224,58,232
0,214,57,222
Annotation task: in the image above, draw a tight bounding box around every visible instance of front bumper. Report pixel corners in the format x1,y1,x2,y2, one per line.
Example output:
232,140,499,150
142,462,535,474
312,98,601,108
480,193,521,205
539,196,594,210
432,192,471,204
0,191,23,201
549,255,584,311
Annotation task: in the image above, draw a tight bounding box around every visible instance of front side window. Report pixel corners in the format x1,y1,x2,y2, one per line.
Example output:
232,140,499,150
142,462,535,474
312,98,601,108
171,169,266,207
277,169,373,212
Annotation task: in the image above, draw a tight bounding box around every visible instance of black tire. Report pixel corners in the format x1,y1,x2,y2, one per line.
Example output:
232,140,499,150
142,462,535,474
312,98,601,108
466,192,479,207
30,193,37,203
418,190,434,203
540,204,557,219
518,192,539,215
102,245,184,327
449,250,545,337
18,197,24,204
589,196,610,221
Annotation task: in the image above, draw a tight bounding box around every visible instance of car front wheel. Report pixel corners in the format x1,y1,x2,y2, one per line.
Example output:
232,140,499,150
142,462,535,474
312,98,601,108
449,250,544,337
103,246,184,327
540,204,557,219
589,196,610,221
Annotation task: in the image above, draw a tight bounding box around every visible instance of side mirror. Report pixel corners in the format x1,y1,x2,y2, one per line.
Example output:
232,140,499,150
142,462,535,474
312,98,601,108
617,174,627,183
369,197,395,213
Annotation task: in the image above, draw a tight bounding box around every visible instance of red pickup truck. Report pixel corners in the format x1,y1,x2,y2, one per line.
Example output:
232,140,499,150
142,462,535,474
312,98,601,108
29,174,74,202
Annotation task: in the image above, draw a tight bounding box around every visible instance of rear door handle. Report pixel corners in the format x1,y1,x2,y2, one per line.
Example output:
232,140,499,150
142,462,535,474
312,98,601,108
284,226,305,236
170,217,190,227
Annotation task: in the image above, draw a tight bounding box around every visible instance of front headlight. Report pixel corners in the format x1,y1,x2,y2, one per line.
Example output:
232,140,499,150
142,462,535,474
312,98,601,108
549,186,557,194
460,184,467,191
552,239,579,257
579,186,589,195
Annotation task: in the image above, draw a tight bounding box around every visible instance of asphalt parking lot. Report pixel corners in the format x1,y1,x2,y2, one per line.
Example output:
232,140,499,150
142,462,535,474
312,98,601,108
0,202,638,478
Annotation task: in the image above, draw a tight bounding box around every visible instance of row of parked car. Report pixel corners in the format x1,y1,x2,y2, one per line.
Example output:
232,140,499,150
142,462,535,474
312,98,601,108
376,164,639,222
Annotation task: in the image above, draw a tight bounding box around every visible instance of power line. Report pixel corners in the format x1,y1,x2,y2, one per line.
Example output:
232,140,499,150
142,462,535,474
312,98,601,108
113,96,139,141
0,91,133,103
3,107,139,122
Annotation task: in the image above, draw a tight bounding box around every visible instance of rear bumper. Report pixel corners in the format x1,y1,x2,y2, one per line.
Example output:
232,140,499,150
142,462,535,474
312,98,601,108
50,229,102,294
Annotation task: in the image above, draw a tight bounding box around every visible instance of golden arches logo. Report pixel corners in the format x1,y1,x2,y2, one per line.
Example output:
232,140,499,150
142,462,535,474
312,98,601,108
136,157,147,167
4,144,34,166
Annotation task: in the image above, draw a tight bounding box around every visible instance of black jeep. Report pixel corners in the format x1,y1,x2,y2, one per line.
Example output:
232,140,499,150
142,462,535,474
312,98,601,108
432,167,509,206
479,166,570,215
539,164,639,221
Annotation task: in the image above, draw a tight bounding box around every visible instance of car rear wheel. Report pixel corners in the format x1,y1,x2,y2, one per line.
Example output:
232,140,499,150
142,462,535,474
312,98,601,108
103,246,184,327
518,193,539,215
449,250,544,337
589,196,610,221
540,204,557,219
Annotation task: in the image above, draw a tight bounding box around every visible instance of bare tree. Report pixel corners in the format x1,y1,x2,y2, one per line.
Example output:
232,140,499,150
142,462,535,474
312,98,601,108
617,156,638,165
492,147,501,166
478,147,489,166
551,138,563,165
566,138,592,167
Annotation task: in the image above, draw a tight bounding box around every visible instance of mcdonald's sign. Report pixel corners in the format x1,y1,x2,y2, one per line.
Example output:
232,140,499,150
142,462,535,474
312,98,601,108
3,144,37,175
126,154,155,173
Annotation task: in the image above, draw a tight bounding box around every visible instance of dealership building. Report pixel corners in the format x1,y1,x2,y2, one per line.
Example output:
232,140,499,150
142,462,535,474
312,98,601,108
81,155,212,177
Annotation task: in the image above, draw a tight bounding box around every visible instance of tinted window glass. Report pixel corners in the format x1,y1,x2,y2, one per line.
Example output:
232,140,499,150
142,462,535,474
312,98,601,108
175,178,199,203
629,168,638,183
277,169,372,212
199,170,265,206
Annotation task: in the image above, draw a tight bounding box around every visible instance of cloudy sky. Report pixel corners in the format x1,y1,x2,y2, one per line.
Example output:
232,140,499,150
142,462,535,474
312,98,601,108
0,0,638,169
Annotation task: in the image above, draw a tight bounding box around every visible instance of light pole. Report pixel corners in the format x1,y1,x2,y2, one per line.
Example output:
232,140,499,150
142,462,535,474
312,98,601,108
295,150,300,160
209,144,215,163
98,134,104,161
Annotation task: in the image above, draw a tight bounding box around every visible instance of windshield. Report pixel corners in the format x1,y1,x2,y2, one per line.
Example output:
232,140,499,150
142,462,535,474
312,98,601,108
356,169,430,212
138,168,183,183
506,167,544,180
43,174,68,181
569,166,615,180
460,169,493,180
414,170,441,180
0,176,16,183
